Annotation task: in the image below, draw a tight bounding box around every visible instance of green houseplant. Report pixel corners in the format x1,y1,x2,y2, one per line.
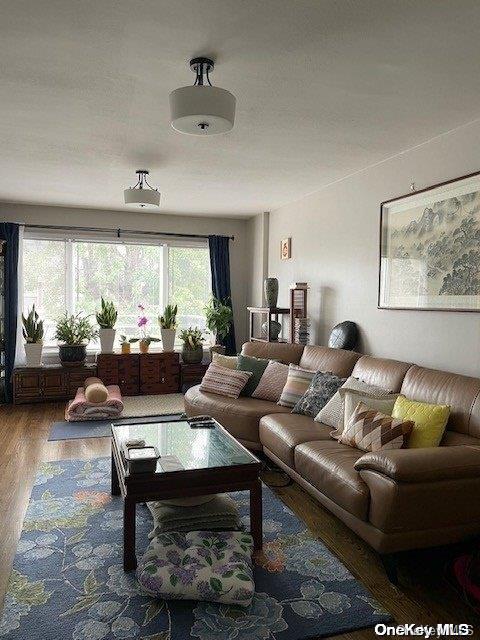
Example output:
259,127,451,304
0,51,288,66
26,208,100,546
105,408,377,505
179,327,204,364
22,305,44,367
96,297,118,354
158,304,178,352
204,297,233,355
54,312,98,365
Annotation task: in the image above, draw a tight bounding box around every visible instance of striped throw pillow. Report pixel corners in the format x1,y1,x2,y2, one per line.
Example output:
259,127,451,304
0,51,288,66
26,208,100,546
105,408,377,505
339,402,414,452
200,363,252,399
277,364,316,408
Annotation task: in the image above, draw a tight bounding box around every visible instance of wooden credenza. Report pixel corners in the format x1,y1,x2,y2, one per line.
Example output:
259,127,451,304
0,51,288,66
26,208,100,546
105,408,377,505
13,364,97,404
97,352,180,396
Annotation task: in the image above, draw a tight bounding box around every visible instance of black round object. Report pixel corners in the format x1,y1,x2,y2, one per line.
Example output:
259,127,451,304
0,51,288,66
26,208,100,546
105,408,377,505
328,321,359,350
59,344,87,366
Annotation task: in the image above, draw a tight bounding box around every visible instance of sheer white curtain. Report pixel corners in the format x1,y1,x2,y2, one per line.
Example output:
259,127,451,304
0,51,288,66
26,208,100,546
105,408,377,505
14,225,25,366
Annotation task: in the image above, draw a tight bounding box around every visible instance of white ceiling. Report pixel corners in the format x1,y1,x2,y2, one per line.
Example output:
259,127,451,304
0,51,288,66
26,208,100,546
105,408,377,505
1,0,480,217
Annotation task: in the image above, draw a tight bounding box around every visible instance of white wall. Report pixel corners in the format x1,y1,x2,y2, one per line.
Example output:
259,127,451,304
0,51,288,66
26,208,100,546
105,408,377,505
268,120,480,377
247,212,269,307
0,203,250,348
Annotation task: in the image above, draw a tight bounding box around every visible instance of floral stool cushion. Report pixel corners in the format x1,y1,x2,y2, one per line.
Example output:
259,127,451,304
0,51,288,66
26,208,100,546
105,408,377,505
137,530,254,606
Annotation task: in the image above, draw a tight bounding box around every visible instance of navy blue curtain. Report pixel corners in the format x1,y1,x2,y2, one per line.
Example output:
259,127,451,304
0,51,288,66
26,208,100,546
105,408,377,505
208,235,236,355
0,223,19,403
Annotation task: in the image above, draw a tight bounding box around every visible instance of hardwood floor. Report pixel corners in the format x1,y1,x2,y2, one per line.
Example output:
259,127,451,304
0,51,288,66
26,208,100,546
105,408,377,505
0,402,478,639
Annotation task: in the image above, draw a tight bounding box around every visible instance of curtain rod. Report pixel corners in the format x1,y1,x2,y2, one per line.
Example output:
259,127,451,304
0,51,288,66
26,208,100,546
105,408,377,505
24,223,234,241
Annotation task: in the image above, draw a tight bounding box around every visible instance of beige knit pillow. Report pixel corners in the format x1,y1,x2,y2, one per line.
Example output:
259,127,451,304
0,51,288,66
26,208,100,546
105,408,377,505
212,353,238,369
315,376,393,431
200,363,252,398
252,361,289,402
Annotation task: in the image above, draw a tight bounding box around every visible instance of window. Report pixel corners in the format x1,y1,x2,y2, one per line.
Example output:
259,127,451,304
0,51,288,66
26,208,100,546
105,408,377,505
23,234,211,349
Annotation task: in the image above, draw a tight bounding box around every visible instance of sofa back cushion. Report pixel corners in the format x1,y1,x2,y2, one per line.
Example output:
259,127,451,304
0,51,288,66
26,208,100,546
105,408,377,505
298,345,361,377
400,365,480,438
351,356,412,392
241,341,304,365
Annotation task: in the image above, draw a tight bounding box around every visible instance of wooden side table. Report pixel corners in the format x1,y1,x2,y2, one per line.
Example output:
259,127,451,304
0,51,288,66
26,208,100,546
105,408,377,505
97,352,180,396
13,364,97,404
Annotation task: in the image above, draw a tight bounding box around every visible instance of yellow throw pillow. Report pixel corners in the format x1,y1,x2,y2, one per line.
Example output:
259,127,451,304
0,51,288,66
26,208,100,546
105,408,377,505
392,395,450,448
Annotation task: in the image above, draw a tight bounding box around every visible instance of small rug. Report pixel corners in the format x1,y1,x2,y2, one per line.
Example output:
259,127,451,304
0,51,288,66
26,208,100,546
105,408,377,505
49,393,185,441
0,458,391,640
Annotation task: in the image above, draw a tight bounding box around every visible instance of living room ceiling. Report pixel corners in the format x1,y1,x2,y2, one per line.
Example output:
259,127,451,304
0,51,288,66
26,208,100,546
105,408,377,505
1,0,480,217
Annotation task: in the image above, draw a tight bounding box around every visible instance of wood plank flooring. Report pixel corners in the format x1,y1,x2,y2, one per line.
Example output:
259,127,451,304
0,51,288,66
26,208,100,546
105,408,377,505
0,402,479,639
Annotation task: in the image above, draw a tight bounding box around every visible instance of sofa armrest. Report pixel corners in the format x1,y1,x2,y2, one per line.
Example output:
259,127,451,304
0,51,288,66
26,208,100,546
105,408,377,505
354,445,480,482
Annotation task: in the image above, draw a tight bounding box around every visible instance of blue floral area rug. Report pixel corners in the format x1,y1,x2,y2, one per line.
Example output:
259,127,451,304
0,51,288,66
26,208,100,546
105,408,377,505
0,458,391,640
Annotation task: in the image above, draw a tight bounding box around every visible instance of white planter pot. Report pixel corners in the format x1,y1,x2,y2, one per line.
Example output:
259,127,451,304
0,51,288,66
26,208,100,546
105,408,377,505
99,328,116,353
24,342,43,367
161,328,176,352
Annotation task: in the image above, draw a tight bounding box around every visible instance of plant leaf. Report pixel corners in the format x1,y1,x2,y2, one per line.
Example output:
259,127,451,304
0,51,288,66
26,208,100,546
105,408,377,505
143,600,165,626
83,570,98,594
209,577,223,592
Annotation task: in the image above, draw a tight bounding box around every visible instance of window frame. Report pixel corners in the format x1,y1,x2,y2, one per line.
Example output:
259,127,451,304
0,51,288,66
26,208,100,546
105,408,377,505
22,228,211,361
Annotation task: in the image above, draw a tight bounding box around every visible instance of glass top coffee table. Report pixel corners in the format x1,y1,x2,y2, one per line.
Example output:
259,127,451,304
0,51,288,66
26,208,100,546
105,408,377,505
111,417,262,571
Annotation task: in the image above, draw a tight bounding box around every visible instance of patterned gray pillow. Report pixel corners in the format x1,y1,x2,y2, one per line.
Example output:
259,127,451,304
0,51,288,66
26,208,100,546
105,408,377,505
292,371,347,417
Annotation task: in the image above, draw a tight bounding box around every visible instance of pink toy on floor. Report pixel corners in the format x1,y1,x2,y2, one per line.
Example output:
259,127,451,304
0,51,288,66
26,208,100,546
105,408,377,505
65,385,124,421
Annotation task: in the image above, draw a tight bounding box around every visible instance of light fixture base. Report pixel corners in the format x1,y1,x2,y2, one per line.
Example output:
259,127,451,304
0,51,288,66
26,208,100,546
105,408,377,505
189,57,214,74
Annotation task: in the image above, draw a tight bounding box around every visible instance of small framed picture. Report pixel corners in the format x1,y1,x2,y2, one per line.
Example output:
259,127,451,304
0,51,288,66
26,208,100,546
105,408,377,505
280,237,291,260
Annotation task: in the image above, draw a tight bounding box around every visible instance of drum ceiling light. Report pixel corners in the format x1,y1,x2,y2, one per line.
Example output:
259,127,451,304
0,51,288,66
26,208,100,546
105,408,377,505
124,170,160,208
169,57,236,135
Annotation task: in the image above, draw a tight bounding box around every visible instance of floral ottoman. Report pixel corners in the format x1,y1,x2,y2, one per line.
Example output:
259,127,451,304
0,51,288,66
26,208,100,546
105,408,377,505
137,530,254,606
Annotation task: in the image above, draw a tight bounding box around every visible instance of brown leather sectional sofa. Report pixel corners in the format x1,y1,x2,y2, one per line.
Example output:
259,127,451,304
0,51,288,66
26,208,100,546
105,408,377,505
185,341,480,580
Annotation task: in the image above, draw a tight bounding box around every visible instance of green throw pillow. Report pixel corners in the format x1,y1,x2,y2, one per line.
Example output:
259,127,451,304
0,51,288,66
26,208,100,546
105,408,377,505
237,354,272,396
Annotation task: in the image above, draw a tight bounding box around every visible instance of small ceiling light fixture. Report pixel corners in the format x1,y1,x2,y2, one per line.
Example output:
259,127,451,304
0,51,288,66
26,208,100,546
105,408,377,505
169,57,236,135
124,170,160,208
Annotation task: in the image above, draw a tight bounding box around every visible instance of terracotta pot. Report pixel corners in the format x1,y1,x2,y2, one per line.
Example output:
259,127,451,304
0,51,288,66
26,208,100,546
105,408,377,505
139,339,150,354
121,343,131,354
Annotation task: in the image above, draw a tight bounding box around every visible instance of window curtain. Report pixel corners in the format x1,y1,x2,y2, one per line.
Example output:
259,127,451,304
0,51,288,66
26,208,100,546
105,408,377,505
0,223,20,402
208,235,236,355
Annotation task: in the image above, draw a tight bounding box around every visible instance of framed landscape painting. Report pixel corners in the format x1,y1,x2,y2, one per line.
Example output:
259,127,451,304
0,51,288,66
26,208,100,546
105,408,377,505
378,170,480,311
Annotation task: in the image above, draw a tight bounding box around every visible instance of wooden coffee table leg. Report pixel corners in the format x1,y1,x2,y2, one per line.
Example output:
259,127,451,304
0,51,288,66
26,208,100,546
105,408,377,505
123,497,137,571
111,451,120,496
250,478,263,550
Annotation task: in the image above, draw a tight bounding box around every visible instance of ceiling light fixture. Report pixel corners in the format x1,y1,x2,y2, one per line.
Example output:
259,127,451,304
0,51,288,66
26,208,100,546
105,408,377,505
124,170,160,208
169,57,236,135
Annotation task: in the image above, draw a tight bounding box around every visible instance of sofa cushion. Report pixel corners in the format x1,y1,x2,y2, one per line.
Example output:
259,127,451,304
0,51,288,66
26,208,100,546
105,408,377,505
278,364,316,408
241,341,304,365
237,354,272,396
185,385,290,448
351,355,412,393
294,441,370,520
392,395,450,448
252,360,289,402
260,413,332,467
292,371,346,417
200,363,252,398
298,345,361,377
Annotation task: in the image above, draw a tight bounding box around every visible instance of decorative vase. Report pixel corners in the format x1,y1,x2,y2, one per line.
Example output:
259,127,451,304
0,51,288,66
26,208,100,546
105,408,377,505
139,339,150,354
59,344,87,366
182,345,203,364
121,343,131,354
24,342,43,367
261,320,282,341
99,328,116,354
161,328,176,352
264,277,279,308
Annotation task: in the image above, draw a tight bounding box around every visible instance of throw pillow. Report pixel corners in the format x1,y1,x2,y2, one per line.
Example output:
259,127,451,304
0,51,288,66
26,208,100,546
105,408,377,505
277,364,316,408
331,389,400,439
315,376,393,431
236,354,272,396
252,361,289,402
392,395,450,448
339,401,414,452
292,371,346,417
212,352,238,369
137,530,254,606
199,362,252,398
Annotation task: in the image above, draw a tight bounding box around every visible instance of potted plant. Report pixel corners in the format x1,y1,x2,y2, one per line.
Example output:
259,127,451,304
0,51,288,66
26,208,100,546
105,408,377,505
22,305,44,367
179,327,204,364
204,297,233,356
119,335,139,354
54,312,98,365
159,304,178,352
137,304,160,353
96,297,118,353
